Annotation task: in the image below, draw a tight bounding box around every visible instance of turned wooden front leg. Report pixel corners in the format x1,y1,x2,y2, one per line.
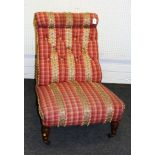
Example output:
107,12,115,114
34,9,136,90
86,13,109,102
41,125,50,144
108,121,119,137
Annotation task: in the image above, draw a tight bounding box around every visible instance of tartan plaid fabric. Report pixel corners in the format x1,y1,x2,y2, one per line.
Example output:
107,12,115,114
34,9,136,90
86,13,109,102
36,81,125,127
35,12,99,28
35,12,102,85
34,12,125,127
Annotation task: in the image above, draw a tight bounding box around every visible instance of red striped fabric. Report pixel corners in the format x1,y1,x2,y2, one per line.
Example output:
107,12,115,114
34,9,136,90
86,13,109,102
35,12,99,28
35,12,102,85
36,82,125,127
34,12,125,128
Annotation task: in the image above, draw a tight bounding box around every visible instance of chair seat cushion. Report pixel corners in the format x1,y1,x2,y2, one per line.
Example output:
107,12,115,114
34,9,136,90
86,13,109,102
36,81,125,127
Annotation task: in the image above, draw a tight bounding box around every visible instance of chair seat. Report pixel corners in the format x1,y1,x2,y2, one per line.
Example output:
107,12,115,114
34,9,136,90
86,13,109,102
36,81,125,127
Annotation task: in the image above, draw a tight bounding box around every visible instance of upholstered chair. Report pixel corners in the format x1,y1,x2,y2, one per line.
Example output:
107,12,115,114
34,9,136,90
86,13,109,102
34,12,125,144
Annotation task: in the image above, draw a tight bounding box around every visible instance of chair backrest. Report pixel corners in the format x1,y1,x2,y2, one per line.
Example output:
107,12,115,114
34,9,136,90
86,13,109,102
34,12,102,85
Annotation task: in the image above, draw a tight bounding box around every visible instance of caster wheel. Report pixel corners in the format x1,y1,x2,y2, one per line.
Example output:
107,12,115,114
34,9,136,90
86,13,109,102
44,140,50,145
108,133,116,138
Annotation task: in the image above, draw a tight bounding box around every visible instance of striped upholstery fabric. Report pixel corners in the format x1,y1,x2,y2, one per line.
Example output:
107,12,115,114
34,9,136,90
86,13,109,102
35,12,102,85
34,12,125,127
36,81,124,127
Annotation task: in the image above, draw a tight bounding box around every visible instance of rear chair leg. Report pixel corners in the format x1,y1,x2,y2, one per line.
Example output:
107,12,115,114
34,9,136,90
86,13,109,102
41,125,50,144
108,121,119,137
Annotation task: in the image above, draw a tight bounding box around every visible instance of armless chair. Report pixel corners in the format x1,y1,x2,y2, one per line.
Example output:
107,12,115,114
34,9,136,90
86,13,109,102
34,12,125,144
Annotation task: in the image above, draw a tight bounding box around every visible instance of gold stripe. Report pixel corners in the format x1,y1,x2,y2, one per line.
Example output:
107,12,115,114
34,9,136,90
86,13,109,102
82,27,90,50
82,13,92,81
83,13,91,27
83,53,92,81
66,28,72,48
51,51,59,82
47,12,55,28
65,13,75,81
65,12,73,28
67,52,75,81
83,13,90,48
70,81,91,126
65,13,73,48
49,83,66,127
48,13,59,82
49,28,56,47
90,83,114,123
48,13,56,46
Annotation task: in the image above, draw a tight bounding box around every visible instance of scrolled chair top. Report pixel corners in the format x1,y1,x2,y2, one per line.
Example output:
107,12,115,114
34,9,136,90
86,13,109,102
34,12,99,28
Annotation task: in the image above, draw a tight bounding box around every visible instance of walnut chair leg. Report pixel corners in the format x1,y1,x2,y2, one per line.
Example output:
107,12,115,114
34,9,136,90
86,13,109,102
108,121,119,138
41,125,50,144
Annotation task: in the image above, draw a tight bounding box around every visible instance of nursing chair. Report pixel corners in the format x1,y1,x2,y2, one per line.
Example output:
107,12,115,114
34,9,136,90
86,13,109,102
34,12,125,144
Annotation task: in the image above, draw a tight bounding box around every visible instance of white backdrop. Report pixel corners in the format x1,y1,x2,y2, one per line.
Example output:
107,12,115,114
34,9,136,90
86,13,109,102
24,0,131,84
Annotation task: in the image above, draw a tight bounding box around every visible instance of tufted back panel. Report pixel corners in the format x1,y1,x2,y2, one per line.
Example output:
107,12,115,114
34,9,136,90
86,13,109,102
34,12,102,85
